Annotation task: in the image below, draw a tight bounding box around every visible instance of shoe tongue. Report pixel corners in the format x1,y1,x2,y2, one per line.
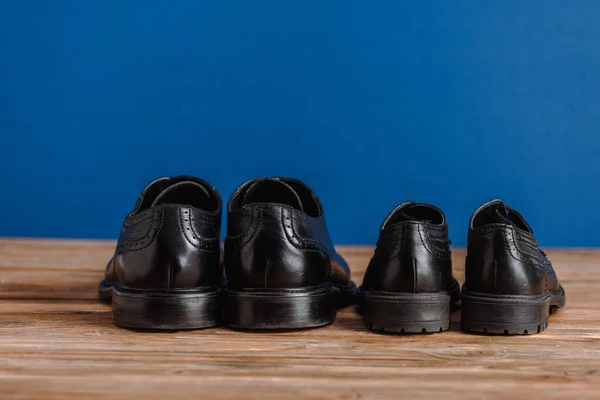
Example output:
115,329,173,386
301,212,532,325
381,202,443,229
492,207,516,225
242,178,304,211
485,201,518,226
150,181,212,207
474,199,519,227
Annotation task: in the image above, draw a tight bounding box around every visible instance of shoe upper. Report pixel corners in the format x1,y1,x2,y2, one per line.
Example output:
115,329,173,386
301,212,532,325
362,202,458,293
224,177,352,290
465,199,560,295
104,176,223,290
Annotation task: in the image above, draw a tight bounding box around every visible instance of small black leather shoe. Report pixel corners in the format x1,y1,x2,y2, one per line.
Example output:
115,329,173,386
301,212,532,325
360,202,460,333
99,176,223,330
462,199,566,335
223,177,357,330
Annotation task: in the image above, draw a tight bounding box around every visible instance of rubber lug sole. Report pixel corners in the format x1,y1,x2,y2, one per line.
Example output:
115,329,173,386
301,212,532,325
361,290,453,334
461,286,566,335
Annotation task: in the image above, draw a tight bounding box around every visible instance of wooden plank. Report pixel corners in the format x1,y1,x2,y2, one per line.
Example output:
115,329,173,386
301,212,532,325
0,239,599,399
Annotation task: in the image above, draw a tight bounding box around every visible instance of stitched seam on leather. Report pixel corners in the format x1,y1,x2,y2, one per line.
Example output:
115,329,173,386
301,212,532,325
264,256,271,289
187,209,218,243
122,209,164,252
124,226,153,242
476,227,538,254
386,224,406,262
498,228,543,267
227,207,258,241
510,229,543,266
541,256,551,266
177,208,215,253
413,258,417,292
240,207,262,247
179,208,209,250
287,209,327,249
424,223,450,259
284,208,328,254
493,260,498,294
516,236,539,251
123,210,153,227
383,222,448,260
289,217,329,248
189,211,220,223
255,204,322,226
516,233,537,244
123,214,153,230
373,227,398,259
280,207,332,279
418,224,450,260
124,214,158,243
472,227,542,267
168,263,172,289
507,243,538,261
290,214,325,226
402,224,407,256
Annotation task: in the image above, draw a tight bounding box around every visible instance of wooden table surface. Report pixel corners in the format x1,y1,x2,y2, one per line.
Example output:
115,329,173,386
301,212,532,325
0,239,599,399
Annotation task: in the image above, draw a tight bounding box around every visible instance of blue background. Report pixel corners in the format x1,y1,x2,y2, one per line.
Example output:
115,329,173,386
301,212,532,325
1,1,599,246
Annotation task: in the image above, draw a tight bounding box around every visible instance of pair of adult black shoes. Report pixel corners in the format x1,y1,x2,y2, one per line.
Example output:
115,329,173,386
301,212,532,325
99,176,565,335
99,176,356,330
361,199,566,335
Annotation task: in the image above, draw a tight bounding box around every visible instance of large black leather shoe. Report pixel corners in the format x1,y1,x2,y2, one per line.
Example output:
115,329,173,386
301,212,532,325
462,199,566,335
360,202,460,333
99,176,223,330
223,177,356,330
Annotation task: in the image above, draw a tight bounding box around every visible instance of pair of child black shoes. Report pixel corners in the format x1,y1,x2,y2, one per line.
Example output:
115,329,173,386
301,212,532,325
99,176,565,335
362,199,565,335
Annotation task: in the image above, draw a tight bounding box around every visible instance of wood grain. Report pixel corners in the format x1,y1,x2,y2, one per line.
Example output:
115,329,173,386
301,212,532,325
0,239,599,399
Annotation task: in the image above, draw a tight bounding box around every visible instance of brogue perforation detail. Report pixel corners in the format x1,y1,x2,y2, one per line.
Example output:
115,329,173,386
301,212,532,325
122,209,164,251
419,223,451,260
283,208,330,255
178,208,219,252
123,209,154,228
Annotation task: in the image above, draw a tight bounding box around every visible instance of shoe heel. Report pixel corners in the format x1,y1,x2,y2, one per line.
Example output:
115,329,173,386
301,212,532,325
461,291,550,335
111,285,221,330
224,284,337,330
362,291,451,333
